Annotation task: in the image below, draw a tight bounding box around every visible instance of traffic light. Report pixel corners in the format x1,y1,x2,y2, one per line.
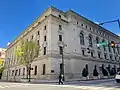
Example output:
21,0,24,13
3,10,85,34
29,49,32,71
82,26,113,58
87,48,90,53
110,41,115,48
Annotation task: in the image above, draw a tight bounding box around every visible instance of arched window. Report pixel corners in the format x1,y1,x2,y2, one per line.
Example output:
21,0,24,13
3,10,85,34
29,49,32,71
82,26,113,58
108,42,111,52
89,34,92,47
96,37,100,49
96,37,99,44
117,45,120,54
80,32,84,45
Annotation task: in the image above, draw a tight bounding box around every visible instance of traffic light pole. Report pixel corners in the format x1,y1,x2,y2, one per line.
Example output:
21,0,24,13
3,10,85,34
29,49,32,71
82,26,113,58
99,19,120,30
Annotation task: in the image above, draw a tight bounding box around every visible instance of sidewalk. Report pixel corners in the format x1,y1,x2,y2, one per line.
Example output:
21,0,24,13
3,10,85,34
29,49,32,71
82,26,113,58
30,78,115,84
0,78,115,84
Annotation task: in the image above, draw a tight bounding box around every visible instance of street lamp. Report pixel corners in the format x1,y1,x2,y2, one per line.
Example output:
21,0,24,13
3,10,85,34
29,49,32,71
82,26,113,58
99,19,120,29
60,44,67,81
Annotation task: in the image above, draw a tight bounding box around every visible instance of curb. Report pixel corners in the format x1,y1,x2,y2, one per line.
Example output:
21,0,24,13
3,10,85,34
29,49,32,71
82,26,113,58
0,78,115,84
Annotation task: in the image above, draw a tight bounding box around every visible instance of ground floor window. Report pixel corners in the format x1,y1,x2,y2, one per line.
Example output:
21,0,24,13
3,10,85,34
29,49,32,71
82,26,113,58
43,64,46,75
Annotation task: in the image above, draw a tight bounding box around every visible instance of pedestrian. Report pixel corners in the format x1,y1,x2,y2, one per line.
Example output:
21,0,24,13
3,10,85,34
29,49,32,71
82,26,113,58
59,74,63,84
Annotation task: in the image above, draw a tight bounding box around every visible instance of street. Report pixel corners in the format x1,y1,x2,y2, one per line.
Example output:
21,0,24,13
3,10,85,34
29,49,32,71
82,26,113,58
0,79,120,90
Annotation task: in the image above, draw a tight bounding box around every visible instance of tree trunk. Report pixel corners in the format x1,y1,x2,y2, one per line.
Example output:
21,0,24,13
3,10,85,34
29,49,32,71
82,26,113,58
26,65,29,79
28,64,31,82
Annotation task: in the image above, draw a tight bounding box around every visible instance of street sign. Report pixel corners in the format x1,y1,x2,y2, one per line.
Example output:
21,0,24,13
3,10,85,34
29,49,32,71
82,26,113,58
97,42,108,47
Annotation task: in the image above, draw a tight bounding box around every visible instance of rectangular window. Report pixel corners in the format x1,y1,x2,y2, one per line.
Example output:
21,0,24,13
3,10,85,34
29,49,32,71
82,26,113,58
59,15,61,18
110,54,112,60
18,69,21,76
91,52,94,57
44,25,46,30
103,46,106,51
108,46,111,52
117,47,120,54
23,68,25,75
34,66,37,75
44,36,46,41
114,56,117,60
15,70,18,76
12,70,14,76
82,50,85,56
59,46,63,55
43,64,46,75
31,35,33,39
59,35,62,41
113,48,116,53
98,53,101,58
37,40,39,45
44,47,46,55
104,53,107,59
37,31,39,35
59,25,62,30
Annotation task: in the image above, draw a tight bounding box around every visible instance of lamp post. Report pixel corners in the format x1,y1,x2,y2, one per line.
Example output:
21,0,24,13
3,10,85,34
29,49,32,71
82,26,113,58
99,19,120,29
61,44,67,81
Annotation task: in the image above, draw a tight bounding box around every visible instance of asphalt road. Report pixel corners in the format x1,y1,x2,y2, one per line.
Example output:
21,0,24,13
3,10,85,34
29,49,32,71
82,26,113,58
0,79,120,90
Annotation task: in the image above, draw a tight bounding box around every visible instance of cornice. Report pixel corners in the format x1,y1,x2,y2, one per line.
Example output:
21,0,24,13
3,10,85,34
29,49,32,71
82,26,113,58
67,10,120,40
6,15,52,51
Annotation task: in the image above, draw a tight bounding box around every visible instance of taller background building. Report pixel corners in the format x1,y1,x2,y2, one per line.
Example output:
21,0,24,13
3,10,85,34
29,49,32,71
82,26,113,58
2,6,120,81
0,48,6,66
0,48,6,79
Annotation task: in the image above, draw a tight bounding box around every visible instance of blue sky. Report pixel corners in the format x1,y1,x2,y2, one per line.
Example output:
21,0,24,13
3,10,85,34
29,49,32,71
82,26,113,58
0,0,120,48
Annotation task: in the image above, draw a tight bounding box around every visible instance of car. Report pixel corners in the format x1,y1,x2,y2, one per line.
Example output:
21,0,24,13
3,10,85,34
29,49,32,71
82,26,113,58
115,71,120,83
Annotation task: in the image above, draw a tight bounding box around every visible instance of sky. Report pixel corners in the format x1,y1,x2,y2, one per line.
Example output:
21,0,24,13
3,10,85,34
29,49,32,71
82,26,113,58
0,0,120,48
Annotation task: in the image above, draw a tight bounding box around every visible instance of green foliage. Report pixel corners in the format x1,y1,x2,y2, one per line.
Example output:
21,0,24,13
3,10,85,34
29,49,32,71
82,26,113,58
15,40,40,65
14,40,40,81
0,66,4,73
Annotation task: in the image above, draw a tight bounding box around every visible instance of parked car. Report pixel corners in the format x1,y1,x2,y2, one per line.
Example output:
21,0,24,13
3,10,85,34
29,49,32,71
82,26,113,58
115,71,120,83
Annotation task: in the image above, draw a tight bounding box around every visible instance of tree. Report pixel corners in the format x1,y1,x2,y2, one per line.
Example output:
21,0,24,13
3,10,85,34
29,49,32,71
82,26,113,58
15,40,40,82
82,64,88,77
93,65,99,76
0,66,4,79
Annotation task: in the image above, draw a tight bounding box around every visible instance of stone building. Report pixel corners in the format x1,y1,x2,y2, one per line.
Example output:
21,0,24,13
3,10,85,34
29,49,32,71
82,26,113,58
2,6,120,81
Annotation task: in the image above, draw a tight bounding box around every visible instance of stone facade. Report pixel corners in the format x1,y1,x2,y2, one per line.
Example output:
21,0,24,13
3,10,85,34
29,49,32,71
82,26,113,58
2,6,120,81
